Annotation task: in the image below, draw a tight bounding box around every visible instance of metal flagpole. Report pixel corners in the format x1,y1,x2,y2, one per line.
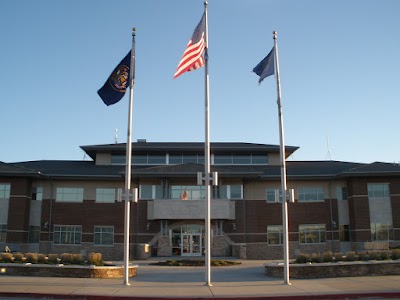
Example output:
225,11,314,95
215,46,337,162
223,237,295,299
273,31,290,285
203,0,212,287
123,28,136,286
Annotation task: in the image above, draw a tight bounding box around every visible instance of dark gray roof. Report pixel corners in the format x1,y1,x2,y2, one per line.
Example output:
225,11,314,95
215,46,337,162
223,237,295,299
338,162,400,177
0,161,40,177
80,142,299,160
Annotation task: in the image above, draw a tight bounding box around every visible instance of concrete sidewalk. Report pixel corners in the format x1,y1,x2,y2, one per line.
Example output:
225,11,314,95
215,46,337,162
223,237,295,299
1,259,400,299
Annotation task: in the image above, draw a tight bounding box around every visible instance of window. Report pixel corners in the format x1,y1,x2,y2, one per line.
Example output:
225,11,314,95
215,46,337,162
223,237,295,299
368,183,389,198
297,187,324,202
170,186,205,200
371,223,393,241
299,224,326,244
336,186,347,201
139,185,163,200
32,187,43,201
96,188,115,203
53,225,81,245
213,185,243,199
0,224,6,242
266,188,282,202
0,184,10,199
267,225,283,245
213,154,268,165
229,185,243,199
132,154,166,165
56,188,83,203
169,154,204,164
94,226,114,246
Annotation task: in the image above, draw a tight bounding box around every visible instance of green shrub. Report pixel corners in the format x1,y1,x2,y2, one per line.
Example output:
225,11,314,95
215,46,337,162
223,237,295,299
60,253,73,264
295,253,310,264
310,253,322,263
47,254,59,264
72,254,84,265
380,250,391,260
334,252,344,262
1,253,13,263
13,253,24,263
391,249,400,260
368,251,380,261
37,253,46,264
88,252,103,266
357,251,368,261
25,253,38,264
344,251,356,261
322,251,334,262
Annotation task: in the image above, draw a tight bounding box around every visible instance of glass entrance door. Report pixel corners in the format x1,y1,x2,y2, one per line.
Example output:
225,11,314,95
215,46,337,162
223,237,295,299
181,233,202,256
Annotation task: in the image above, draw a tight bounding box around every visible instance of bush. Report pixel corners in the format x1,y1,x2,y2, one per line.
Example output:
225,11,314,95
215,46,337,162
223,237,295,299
25,253,38,264
380,250,391,260
391,249,400,260
88,252,103,266
344,251,357,261
60,253,73,264
310,253,322,263
357,251,369,261
322,251,334,263
1,253,13,263
334,252,344,262
47,254,59,264
37,253,46,264
368,251,380,261
72,254,84,265
13,253,24,263
295,253,310,264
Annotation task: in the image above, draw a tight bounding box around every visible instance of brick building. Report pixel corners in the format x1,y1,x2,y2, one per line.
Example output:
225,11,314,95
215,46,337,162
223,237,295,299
0,141,399,260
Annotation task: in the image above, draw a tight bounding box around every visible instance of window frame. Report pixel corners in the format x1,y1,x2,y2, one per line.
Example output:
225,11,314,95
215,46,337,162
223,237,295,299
368,183,390,198
94,226,114,246
267,225,283,245
95,188,115,203
297,187,324,202
0,184,10,199
299,224,326,244
56,187,84,203
53,225,82,245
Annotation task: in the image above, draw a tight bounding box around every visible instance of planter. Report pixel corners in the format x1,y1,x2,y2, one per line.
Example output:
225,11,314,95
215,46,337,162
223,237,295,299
265,260,400,279
0,263,138,278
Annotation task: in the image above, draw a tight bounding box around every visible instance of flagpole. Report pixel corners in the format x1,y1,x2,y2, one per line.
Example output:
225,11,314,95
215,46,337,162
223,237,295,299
273,31,290,285
123,28,136,286
203,0,212,287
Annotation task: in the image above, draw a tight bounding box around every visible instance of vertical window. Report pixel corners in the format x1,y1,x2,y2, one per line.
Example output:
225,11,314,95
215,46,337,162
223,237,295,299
299,224,326,244
53,225,82,245
371,223,393,241
368,183,389,198
339,225,350,241
229,185,243,199
336,186,347,201
29,225,40,243
140,185,154,199
266,188,282,202
0,184,10,199
32,187,43,201
0,224,7,242
56,188,84,203
96,188,115,203
267,225,283,245
94,226,114,246
297,187,324,202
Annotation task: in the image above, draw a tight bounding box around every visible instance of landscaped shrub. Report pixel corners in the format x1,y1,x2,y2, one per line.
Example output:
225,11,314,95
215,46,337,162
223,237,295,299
47,254,59,264
13,253,24,263
60,253,73,264
88,252,103,266
344,251,356,261
1,253,13,263
295,253,310,264
37,253,46,264
357,251,369,261
25,253,38,264
368,251,380,261
72,254,84,265
391,249,400,260
322,251,334,262
334,252,344,262
380,250,391,260
310,253,322,263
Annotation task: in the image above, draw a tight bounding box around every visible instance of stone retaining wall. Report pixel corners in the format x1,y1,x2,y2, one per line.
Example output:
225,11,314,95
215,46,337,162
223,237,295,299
0,263,138,278
265,260,400,279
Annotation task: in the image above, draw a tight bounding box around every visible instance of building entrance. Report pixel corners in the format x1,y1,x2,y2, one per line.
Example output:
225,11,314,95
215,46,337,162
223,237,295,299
172,224,204,256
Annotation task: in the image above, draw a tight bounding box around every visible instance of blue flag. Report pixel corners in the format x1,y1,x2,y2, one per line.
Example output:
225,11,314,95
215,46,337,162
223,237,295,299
98,51,131,106
253,47,275,84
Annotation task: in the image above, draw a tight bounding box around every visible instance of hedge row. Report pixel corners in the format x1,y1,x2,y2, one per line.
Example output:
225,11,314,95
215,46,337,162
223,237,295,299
0,252,103,266
295,249,400,264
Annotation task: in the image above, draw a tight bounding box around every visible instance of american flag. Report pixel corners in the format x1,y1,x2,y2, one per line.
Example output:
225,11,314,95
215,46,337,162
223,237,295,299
174,13,206,79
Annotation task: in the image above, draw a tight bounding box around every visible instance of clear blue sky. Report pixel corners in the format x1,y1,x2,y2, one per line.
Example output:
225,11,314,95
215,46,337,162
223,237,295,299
1,0,399,164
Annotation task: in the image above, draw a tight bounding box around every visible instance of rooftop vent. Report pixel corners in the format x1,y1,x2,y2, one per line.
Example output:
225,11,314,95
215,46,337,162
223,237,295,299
137,139,147,143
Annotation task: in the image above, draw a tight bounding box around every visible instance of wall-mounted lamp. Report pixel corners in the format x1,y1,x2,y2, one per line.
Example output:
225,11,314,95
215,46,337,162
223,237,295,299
232,223,237,231
146,223,150,231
